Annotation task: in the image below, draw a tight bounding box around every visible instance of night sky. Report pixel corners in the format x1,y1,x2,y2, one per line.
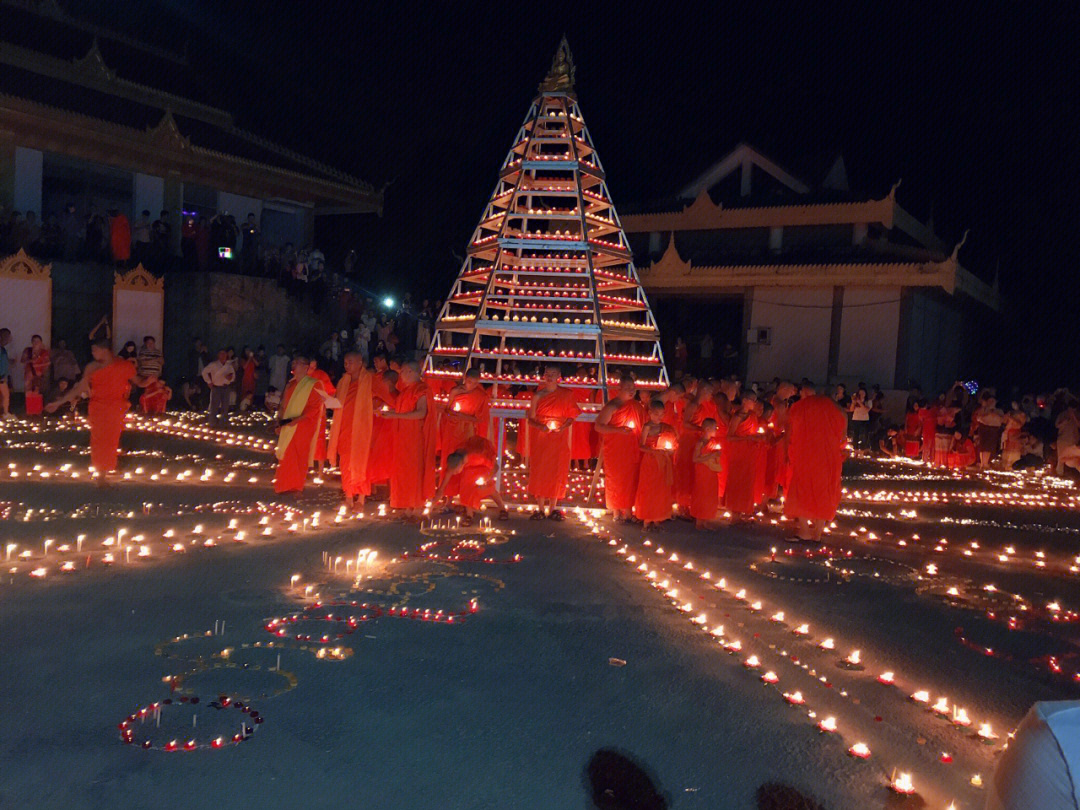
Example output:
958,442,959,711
75,2,1079,386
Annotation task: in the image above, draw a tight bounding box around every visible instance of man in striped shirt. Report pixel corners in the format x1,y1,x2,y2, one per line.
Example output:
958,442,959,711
136,336,164,379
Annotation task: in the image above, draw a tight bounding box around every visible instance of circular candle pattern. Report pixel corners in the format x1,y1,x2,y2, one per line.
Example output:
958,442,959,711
118,695,264,751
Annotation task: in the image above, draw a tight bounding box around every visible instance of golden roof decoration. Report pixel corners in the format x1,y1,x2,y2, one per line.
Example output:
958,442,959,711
146,109,190,151
72,37,115,82
539,36,575,93
114,264,163,292
0,248,51,279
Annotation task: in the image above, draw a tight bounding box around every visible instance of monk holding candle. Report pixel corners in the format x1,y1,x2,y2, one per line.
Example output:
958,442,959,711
366,353,396,491
674,381,718,515
724,391,768,520
383,361,437,519
274,356,340,496
634,399,677,528
594,375,645,521
691,418,723,528
527,364,581,520
431,435,509,523
441,367,489,458
327,352,374,512
785,381,848,541
46,338,139,482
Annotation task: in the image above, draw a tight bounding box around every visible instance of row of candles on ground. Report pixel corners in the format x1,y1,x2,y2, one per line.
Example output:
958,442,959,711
844,486,1080,510
4,505,352,580
573,510,1002,808
5,460,261,485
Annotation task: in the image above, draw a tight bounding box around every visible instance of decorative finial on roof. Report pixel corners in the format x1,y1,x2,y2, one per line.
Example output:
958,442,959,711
539,35,575,93
146,109,190,150
73,37,115,81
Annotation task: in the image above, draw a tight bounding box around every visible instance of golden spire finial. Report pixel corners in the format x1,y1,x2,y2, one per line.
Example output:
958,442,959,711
539,35,575,93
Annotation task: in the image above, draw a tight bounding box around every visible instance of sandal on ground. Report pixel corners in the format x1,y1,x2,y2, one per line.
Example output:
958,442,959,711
498,509,510,521
529,511,546,521
548,510,564,521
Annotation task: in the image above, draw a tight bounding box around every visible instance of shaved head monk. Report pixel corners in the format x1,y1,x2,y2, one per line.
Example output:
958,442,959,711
785,381,848,541
594,375,645,521
527,364,581,520
441,366,490,459
431,435,509,524
327,352,374,512
46,338,140,484
367,353,396,493
383,361,437,519
273,356,340,496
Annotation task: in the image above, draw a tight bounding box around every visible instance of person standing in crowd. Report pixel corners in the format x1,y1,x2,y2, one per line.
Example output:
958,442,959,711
634,399,678,528
785,381,848,542
20,334,50,399
201,349,236,424
240,348,258,409
268,344,290,394
971,393,1005,469
1054,400,1080,476
131,210,152,266
0,327,11,419
45,339,141,482
50,338,80,383
594,375,645,522
416,299,434,352
691,418,723,528
849,385,871,452
326,352,374,512
151,210,171,266
109,209,131,267
383,361,437,520
526,365,581,520
273,356,339,496
136,335,164,380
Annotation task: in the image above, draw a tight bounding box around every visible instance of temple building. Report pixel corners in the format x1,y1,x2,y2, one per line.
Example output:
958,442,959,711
0,1,381,256
622,143,999,394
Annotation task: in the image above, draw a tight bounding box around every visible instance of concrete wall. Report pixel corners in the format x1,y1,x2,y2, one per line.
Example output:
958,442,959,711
836,286,901,387
898,289,963,396
745,286,832,384
163,272,331,379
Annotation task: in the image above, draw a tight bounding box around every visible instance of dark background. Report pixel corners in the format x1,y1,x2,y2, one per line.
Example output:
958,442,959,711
72,1,1080,388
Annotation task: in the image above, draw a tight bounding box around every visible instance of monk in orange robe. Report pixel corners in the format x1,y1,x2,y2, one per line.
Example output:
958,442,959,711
384,361,438,518
273,356,340,495
46,338,138,481
674,382,718,514
431,435,509,522
441,367,490,459
569,375,596,468
307,360,335,474
527,365,581,519
659,383,683,431
138,376,171,414
785,382,848,541
691,418,723,528
367,354,397,489
724,393,768,519
511,387,533,461
594,376,645,521
763,382,796,500
327,353,373,511
634,399,677,527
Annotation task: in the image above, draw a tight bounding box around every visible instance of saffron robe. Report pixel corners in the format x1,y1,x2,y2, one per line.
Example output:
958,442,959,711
441,385,490,458
367,370,396,484
570,386,596,460
512,390,533,458
527,387,581,500
138,378,170,414
784,395,848,521
457,435,497,510
309,369,335,463
600,398,646,512
634,424,676,523
691,438,723,522
88,358,136,472
389,382,438,509
724,413,768,516
274,376,323,493
327,370,374,498
674,399,718,510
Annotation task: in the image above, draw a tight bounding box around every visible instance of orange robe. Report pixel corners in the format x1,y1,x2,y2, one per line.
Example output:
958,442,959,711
601,399,646,512
274,376,325,493
527,387,582,500
785,395,848,521
724,413,768,516
390,382,438,509
327,371,374,498
691,439,723,522
138,379,170,414
570,386,596,460
309,369,335,463
674,399,718,510
457,435,497,510
368,371,396,484
441,386,490,458
88,358,135,472
634,424,676,523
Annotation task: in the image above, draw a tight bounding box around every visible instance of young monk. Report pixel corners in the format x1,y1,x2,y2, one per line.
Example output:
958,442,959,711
383,361,437,520
785,381,848,541
441,367,490,458
431,435,509,524
691,418,723,528
634,399,678,529
273,356,340,496
674,381,717,515
527,365,581,520
138,375,172,414
724,392,768,521
366,354,397,493
594,375,646,522
327,352,373,512
307,358,336,476
46,338,140,483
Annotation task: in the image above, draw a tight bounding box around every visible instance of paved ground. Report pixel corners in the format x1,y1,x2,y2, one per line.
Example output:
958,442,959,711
1,417,1077,809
